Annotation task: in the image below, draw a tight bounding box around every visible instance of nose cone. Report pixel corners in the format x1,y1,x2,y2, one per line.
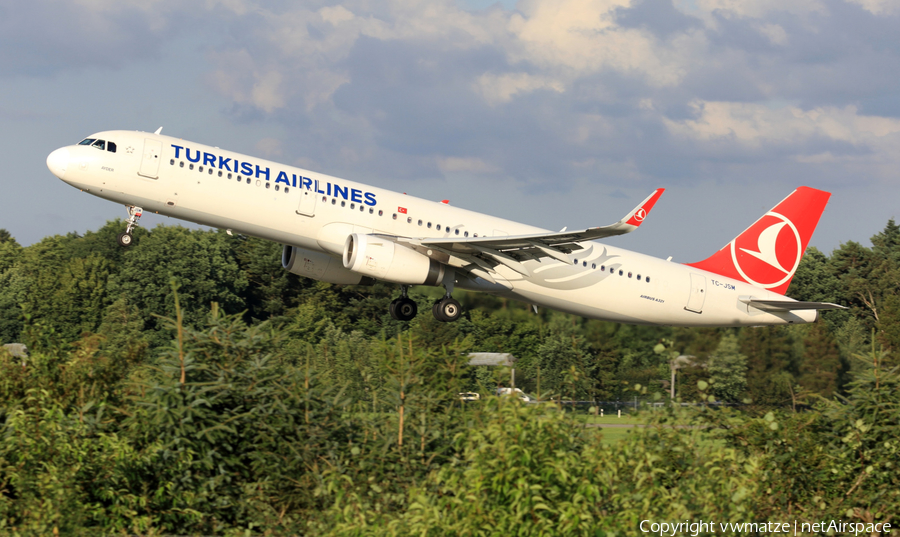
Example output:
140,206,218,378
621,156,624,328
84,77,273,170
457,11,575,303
47,147,69,180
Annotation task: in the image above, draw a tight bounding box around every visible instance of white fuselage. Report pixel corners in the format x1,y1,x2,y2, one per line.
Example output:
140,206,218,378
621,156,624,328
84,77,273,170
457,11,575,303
48,130,815,327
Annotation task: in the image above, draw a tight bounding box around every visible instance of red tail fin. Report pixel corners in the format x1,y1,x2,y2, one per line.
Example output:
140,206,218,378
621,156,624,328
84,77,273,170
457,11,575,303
686,186,831,295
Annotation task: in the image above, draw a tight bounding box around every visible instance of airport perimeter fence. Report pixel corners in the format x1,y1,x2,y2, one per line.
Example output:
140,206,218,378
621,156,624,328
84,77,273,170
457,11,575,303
543,399,749,417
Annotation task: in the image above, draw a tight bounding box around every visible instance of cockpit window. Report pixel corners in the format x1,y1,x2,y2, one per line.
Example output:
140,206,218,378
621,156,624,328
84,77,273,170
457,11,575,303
91,140,106,151
78,138,96,146
107,142,116,153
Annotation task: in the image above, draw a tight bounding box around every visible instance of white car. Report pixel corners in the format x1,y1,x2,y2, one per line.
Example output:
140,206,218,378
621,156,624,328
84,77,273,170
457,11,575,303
496,388,533,402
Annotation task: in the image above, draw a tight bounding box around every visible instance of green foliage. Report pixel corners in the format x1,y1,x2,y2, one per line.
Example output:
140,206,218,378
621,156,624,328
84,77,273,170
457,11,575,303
1,218,898,533
331,398,764,536
704,344,899,524
707,332,748,402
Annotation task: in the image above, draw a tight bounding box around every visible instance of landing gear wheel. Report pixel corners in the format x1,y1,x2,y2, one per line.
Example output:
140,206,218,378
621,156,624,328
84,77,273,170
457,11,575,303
395,298,418,321
433,297,462,322
116,232,133,247
117,205,143,247
390,297,418,321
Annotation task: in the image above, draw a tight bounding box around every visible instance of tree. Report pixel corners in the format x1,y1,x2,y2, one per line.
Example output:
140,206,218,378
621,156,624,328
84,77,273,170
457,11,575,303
740,326,797,407
107,226,247,346
0,228,17,245
798,322,842,397
708,333,748,402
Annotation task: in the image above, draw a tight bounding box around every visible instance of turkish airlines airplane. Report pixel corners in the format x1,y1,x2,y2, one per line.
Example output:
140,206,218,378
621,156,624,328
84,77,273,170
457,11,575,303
46,129,843,326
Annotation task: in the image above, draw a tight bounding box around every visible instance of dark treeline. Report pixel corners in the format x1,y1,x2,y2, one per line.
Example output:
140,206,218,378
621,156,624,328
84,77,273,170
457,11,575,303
0,221,897,535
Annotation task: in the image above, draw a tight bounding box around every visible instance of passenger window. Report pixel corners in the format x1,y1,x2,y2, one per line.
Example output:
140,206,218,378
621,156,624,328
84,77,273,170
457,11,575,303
107,142,116,153
208,169,213,175
628,272,632,278
592,263,596,269
218,171,222,177
601,265,605,271
392,213,397,220
436,224,441,231
180,162,184,168
275,185,280,191
189,164,194,170
322,196,327,202
418,220,423,226
455,229,459,235
246,178,251,184
199,166,204,172
284,187,288,193
350,203,355,209
646,277,651,283
266,183,271,189
378,210,383,216
637,275,641,281
360,206,365,212
332,199,336,205
369,208,374,214
407,217,412,224
573,259,578,264
92,140,105,150
227,173,232,179
170,159,175,165
427,222,432,228
341,201,345,207
619,270,623,276
464,231,469,237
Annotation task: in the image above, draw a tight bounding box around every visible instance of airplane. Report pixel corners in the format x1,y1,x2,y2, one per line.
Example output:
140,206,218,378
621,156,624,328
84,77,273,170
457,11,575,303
46,129,844,327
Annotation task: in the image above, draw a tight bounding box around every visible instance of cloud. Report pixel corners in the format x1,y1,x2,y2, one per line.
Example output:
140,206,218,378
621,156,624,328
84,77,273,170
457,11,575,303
0,0,187,76
12,0,898,195
255,137,283,158
438,156,500,173
665,101,900,146
475,73,565,105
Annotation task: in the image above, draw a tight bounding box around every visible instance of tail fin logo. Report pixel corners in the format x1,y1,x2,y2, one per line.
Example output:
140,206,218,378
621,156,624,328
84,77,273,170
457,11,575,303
633,208,647,222
731,211,801,289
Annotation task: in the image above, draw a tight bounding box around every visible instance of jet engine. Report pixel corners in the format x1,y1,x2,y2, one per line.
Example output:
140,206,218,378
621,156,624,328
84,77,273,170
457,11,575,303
343,234,444,285
282,245,374,286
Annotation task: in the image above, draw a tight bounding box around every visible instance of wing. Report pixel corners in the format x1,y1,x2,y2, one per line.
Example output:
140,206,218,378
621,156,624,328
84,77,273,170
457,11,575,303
397,189,664,280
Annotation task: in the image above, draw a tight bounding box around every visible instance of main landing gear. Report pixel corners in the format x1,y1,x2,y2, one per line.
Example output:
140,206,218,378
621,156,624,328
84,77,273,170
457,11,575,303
116,205,142,247
432,296,462,323
390,286,418,322
389,270,463,323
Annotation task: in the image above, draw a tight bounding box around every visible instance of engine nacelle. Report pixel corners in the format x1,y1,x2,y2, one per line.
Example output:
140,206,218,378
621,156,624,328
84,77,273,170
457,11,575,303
282,245,374,286
343,234,444,285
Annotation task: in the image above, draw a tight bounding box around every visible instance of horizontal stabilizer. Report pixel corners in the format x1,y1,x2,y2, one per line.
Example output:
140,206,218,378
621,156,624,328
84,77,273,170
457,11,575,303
739,297,846,312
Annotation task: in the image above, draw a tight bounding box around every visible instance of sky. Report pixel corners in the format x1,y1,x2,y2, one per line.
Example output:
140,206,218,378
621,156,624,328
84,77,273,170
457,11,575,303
1,0,899,262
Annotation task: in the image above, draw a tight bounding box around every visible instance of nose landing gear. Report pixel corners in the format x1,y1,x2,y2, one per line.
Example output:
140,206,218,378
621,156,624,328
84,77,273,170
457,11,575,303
116,205,143,247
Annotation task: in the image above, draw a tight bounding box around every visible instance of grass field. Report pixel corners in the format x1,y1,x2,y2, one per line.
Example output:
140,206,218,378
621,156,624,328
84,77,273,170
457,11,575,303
574,414,646,425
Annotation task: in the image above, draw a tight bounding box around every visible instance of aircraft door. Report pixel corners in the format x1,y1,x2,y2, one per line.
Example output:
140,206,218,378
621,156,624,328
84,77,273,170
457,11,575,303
296,189,317,217
138,139,162,179
685,273,706,313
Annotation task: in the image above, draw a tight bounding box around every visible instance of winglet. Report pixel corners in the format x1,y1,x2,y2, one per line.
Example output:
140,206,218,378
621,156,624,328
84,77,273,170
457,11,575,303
622,188,665,228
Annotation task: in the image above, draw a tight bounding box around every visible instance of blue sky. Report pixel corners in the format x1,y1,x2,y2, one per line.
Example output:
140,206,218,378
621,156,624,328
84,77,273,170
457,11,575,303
1,0,898,262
